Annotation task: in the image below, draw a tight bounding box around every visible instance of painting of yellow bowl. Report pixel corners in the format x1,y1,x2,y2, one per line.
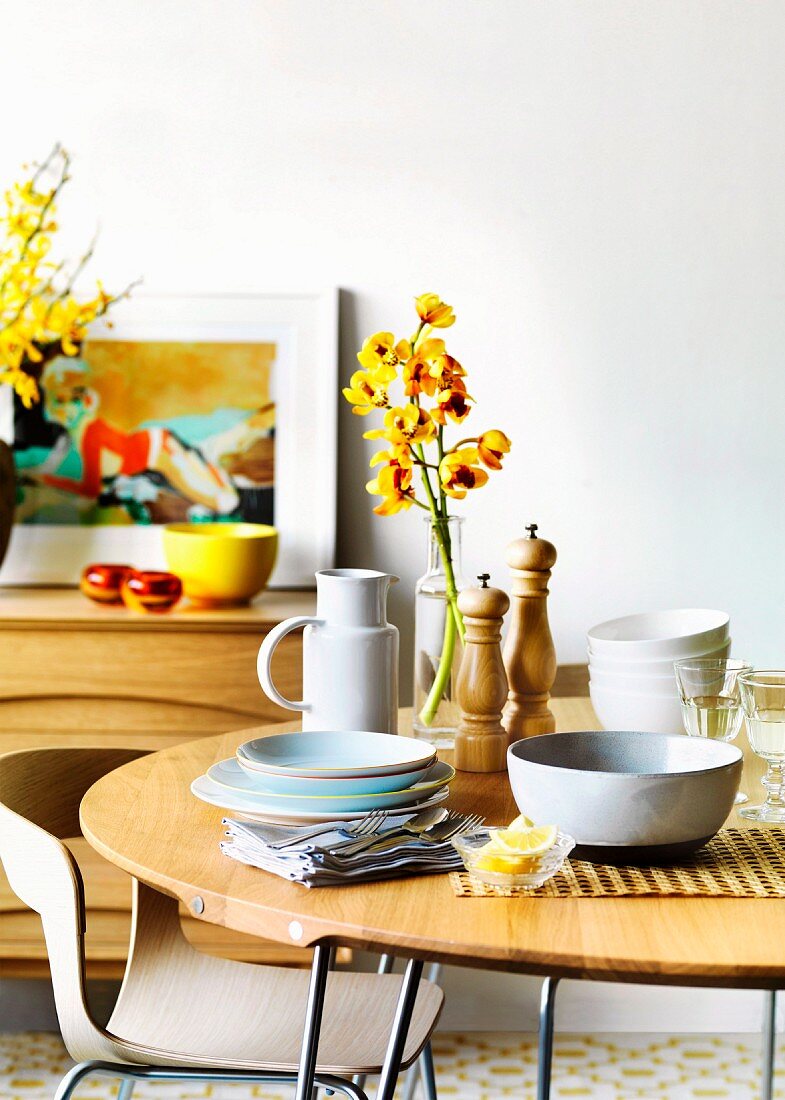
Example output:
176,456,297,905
163,523,278,608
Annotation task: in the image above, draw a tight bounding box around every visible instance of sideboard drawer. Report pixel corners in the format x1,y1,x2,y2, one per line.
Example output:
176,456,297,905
0,629,301,732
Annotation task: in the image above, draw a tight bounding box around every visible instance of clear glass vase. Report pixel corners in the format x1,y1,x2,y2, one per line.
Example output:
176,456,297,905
412,515,466,747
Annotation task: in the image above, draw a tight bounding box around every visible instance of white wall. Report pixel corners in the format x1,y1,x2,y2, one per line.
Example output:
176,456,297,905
3,0,784,684
2,0,784,1032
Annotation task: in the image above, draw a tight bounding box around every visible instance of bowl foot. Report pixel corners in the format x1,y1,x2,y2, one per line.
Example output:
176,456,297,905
186,596,253,609
573,835,714,865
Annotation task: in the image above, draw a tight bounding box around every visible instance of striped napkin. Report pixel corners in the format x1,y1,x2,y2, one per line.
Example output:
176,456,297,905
220,814,464,888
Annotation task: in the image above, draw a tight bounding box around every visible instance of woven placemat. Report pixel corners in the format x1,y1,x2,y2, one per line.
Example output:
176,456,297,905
450,828,785,898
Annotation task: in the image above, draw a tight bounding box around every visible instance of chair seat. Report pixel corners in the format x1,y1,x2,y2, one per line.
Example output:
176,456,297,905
107,951,443,1075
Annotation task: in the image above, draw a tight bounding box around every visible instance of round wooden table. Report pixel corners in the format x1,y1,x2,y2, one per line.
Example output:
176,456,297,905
79,699,784,1100
79,699,785,989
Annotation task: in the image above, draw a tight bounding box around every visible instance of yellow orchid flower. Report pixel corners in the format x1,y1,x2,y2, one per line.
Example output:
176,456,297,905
438,448,489,500
431,386,472,426
0,367,38,408
363,404,436,446
415,293,455,329
342,369,391,416
477,429,512,470
369,442,414,469
402,338,446,397
366,461,416,515
356,331,411,376
429,352,466,392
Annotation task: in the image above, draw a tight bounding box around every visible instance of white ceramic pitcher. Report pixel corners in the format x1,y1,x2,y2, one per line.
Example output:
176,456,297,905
257,568,399,733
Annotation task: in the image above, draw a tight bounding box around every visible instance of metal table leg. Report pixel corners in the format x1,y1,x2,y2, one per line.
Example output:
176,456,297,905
376,958,425,1100
537,977,559,1100
762,990,777,1100
295,944,332,1100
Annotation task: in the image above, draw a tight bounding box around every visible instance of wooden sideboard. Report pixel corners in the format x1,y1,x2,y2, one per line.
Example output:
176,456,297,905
0,586,322,980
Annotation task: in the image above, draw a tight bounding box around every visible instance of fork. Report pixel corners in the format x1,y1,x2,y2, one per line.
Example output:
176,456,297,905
336,809,485,857
264,809,388,851
423,811,485,843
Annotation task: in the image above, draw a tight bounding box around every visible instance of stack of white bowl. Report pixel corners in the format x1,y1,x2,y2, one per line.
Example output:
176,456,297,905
587,609,731,734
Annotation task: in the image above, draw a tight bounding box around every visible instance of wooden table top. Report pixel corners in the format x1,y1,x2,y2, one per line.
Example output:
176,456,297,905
80,701,783,989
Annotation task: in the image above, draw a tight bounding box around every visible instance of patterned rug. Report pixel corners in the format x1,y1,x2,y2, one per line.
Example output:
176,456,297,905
0,1030,776,1099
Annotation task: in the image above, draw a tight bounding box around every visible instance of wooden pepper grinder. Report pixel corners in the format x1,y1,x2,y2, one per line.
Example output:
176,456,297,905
502,524,558,739
454,574,510,773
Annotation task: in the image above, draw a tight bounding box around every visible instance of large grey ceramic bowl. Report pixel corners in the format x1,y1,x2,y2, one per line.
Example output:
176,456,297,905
507,730,742,863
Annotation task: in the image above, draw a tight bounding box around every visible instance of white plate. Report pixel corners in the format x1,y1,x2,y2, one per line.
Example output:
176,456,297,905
190,773,450,824
236,730,436,779
207,757,455,811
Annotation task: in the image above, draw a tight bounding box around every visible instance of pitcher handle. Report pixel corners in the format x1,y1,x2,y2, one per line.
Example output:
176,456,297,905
257,616,323,713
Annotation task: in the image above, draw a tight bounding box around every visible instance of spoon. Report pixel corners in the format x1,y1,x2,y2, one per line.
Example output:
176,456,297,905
328,806,448,857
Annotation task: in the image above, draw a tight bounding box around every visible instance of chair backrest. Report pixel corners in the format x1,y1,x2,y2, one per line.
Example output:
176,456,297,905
0,746,149,1058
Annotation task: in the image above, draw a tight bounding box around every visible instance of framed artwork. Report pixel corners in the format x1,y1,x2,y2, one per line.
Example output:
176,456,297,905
0,292,338,588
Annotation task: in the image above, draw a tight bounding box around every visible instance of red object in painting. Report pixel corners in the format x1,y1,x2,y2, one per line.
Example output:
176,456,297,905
80,563,133,605
121,570,183,613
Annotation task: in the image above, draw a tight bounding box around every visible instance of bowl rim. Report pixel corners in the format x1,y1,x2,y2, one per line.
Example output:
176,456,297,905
589,682,680,701
508,729,743,779
587,608,730,647
587,641,732,670
588,673,679,692
163,522,278,538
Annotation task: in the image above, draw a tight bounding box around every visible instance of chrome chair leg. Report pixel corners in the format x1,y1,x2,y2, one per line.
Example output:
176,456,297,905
762,990,777,1100
537,976,560,1100
402,962,441,1100
54,1062,101,1100
295,943,332,1100
418,1041,437,1100
353,953,396,1092
376,958,425,1100
117,1079,135,1100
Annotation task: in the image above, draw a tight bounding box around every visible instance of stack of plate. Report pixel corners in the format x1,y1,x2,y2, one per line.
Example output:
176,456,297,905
588,609,730,734
191,730,453,825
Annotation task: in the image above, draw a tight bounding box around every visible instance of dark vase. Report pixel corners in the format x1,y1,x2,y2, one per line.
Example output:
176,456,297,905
0,440,15,571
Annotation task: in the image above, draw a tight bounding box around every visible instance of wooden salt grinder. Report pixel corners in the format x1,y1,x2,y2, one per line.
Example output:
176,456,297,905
502,524,558,739
454,574,510,773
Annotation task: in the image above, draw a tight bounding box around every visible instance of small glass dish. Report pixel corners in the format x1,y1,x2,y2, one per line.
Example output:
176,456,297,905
452,828,576,890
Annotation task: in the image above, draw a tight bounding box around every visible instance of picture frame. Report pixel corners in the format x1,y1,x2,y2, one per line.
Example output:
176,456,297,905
0,291,338,589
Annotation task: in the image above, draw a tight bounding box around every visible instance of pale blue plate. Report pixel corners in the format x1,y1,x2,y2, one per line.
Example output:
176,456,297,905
235,730,436,779
206,757,455,812
235,755,435,795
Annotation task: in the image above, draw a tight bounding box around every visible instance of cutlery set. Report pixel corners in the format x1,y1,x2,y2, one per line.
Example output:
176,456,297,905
219,806,485,887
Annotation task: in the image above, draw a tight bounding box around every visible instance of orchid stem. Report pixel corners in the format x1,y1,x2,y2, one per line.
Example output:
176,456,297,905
417,513,465,728
419,594,457,727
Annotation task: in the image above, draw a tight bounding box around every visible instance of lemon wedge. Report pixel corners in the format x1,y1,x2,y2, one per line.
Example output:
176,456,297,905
487,824,558,856
508,812,534,830
474,852,532,873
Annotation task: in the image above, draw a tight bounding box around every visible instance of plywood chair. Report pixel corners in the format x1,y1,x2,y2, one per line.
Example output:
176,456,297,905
0,748,443,1100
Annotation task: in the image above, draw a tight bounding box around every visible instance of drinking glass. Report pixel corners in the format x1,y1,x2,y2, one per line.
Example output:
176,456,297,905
673,657,751,804
738,671,785,823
